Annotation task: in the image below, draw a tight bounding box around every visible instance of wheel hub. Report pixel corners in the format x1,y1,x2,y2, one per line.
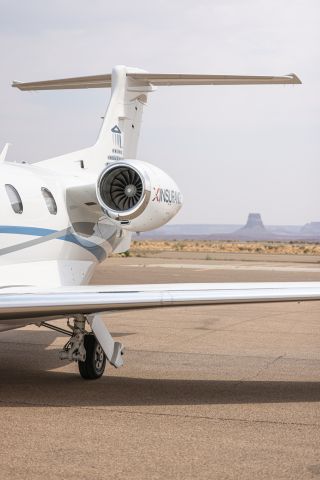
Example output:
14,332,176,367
95,344,104,370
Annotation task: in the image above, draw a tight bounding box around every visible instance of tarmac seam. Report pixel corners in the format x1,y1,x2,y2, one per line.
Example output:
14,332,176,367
126,255,320,265
126,348,320,362
0,398,319,428
104,409,320,428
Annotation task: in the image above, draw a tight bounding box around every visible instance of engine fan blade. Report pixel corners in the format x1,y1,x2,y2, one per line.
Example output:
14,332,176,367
113,177,126,188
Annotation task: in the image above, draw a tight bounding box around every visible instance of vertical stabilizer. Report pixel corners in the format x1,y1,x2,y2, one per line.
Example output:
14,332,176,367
92,66,155,169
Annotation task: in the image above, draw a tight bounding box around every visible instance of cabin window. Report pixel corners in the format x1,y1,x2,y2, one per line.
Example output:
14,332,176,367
5,184,23,214
41,187,57,215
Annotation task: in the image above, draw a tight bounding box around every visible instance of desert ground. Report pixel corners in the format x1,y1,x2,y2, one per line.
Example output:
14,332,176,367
0,249,319,479
130,239,320,256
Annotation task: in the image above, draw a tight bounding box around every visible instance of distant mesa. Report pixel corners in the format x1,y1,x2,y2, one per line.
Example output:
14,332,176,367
242,213,265,230
234,212,271,240
135,213,320,242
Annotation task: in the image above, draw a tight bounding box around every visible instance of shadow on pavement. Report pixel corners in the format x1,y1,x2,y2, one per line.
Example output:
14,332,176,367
0,330,319,408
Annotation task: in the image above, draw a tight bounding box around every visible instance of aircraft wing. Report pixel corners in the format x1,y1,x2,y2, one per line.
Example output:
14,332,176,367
1,282,320,321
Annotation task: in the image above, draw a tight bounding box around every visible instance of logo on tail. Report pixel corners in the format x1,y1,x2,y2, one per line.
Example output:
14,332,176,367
111,125,122,148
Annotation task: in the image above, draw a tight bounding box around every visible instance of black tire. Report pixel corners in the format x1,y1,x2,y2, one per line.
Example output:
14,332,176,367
78,334,106,380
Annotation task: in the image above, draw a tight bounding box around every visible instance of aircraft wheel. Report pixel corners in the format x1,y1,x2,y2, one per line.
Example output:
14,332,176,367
78,334,106,380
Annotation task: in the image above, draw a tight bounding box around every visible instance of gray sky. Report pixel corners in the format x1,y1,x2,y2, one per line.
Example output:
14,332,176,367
0,0,319,225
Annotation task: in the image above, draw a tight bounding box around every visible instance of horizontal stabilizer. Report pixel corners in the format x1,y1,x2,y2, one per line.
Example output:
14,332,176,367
12,72,301,91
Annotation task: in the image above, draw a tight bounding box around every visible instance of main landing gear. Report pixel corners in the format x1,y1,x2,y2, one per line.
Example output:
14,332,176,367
41,314,124,380
78,334,106,379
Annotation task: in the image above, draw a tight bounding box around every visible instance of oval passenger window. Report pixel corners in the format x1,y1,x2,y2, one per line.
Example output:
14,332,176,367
5,184,23,214
41,187,57,215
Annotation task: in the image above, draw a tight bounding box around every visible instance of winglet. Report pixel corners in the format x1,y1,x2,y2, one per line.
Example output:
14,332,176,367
0,143,11,163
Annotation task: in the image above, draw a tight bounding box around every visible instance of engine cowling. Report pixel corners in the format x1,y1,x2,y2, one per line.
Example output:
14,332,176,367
96,160,182,232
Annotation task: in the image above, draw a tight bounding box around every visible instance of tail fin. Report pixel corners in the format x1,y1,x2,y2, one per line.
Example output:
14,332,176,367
94,65,154,164
12,68,301,172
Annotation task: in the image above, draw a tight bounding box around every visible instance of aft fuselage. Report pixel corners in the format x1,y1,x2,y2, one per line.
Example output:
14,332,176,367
0,162,129,287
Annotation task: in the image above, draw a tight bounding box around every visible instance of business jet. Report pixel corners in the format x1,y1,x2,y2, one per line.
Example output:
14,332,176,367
0,65,318,380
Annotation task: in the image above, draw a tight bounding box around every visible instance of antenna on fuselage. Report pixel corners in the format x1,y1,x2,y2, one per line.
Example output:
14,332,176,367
0,143,11,163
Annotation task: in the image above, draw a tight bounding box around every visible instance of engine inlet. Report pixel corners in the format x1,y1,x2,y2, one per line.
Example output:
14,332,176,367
98,165,144,212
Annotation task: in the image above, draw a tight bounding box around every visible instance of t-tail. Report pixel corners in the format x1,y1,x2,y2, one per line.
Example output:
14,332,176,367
12,66,301,173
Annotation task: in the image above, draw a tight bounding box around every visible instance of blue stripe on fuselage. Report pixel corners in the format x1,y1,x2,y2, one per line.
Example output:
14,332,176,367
0,225,107,262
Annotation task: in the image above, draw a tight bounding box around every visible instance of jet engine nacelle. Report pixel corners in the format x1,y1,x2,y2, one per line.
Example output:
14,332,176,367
96,160,182,232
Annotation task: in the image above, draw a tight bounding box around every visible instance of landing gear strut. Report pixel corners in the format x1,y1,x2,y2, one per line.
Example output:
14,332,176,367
41,314,124,380
59,316,87,363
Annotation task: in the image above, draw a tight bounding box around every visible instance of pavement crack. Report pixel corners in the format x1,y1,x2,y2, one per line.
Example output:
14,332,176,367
0,398,319,429
102,409,320,428
240,355,284,381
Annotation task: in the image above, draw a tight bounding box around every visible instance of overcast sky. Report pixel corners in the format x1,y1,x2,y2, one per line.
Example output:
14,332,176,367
0,0,319,225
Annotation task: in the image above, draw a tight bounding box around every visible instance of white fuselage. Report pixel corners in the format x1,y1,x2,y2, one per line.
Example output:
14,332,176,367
0,161,131,288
